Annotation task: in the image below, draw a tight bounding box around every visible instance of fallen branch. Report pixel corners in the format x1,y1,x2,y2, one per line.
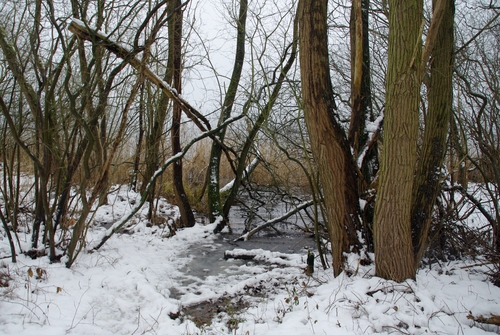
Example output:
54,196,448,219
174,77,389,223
467,313,500,326
449,261,498,270
233,200,314,242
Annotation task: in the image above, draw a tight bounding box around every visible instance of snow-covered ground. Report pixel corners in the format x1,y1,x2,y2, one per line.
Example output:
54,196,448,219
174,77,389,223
1,187,499,335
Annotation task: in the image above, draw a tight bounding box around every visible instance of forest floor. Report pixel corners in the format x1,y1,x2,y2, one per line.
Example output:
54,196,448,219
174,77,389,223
1,186,499,335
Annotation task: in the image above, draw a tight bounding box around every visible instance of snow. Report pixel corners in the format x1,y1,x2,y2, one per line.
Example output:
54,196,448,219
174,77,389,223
358,114,384,167
1,186,500,335
220,157,260,194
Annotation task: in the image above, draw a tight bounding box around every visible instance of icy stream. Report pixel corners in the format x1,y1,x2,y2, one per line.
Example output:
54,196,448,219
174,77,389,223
170,202,316,301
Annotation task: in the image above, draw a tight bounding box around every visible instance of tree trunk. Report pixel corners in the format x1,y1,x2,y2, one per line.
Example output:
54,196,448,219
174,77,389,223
0,20,56,260
298,0,361,277
207,0,247,224
170,0,195,228
449,114,468,187
373,0,422,282
350,0,377,252
349,0,367,156
130,83,145,191
411,0,455,268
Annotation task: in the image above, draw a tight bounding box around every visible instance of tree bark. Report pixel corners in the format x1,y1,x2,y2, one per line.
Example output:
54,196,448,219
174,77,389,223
373,0,422,282
349,0,368,156
170,0,195,228
349,0,377,252
411,0,454,268
298,0,361,277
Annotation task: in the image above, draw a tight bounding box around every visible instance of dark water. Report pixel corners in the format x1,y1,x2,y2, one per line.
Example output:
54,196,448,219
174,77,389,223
172,203,316,297
171,202,317,326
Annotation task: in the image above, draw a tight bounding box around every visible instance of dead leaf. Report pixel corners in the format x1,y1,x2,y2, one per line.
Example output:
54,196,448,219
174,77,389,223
474,314,500,326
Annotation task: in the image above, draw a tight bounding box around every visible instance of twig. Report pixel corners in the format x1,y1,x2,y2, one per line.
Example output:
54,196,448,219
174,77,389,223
450,261,497,270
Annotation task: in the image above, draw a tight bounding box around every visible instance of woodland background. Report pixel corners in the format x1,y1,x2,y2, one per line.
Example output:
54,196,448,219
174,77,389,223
0,0,499,284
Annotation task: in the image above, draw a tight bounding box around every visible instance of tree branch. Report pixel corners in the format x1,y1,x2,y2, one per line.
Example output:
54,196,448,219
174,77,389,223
68,19,211,132
234,200,314,242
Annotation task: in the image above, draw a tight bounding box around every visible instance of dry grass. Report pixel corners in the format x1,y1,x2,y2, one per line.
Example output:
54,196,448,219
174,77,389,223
250,144,311,192
0,264,12,288
3,133,311,218
108,138,312,215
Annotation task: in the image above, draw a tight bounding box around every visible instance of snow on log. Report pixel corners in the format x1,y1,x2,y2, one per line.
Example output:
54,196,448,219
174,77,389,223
223,248,295,266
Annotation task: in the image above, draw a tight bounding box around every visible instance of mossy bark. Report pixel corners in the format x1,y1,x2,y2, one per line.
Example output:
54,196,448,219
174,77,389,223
411,0,455,268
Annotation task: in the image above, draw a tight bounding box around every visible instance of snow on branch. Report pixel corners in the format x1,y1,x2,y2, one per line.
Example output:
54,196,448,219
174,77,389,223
68,19,211,133
357,114,383,168
233,200,314,242
219,156,260,193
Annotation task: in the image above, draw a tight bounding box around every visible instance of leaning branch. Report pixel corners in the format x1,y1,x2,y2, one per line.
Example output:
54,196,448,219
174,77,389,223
68,19,211,132
444,184,497,228
420,0,447,75
233,200,314,242
92,115,244,250
219,156,260,193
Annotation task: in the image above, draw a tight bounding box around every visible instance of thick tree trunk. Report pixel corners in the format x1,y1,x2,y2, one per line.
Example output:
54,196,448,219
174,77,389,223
411,0,455,268
373,0,422,282
298,0,361,277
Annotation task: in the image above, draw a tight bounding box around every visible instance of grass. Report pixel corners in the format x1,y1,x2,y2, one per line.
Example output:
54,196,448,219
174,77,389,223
107,138,313,217
0,264,11,288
